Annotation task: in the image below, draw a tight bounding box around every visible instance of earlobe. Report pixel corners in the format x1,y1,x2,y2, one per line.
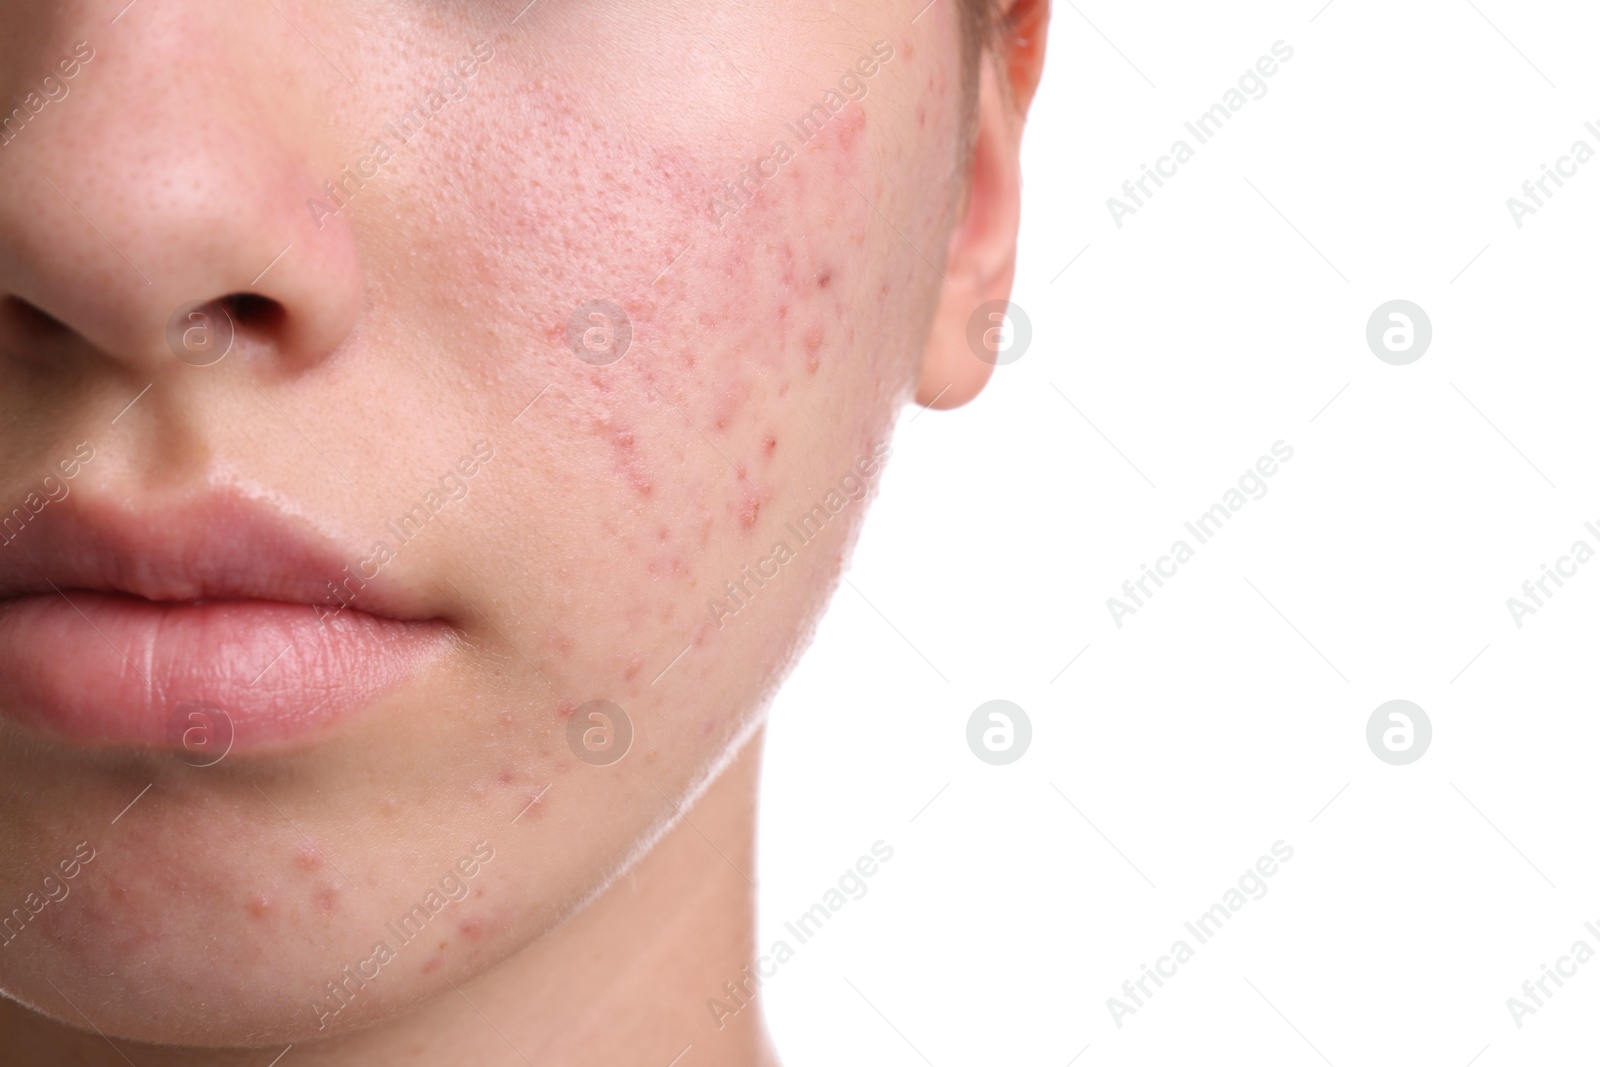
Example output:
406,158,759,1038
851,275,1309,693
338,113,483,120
915,0,1051,411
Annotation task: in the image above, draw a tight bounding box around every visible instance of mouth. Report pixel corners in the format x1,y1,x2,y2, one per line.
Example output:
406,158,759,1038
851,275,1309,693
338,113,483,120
0,491,453,755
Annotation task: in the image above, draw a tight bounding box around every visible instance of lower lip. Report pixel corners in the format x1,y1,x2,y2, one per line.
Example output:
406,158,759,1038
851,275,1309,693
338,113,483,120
0,591,450,754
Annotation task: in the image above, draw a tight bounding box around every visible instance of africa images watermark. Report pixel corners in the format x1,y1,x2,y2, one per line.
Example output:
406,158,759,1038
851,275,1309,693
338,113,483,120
705,840,895,1032
1106,440,1295,628
706,442,891,629
0,40,95,148
307,40,495,230
1106,40,1295,229
709,40,896,228
308,840,495,1030
0,841,98,949
1504,918,1600,1030
313,440,495,627
0,441,97,548
1107,840,1295,1028
1505,119,1600,229
1503,518,1600,629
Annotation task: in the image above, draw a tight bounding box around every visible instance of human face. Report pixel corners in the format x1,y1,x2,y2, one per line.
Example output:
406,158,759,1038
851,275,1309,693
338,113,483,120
0,0,976,1046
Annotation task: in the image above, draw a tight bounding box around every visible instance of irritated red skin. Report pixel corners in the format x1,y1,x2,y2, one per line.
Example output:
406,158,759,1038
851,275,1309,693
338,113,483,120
0,0,968,1052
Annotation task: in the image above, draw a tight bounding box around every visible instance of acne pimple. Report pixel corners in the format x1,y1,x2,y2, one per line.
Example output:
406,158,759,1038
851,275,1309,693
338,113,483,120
555,698,576,719
246,894,272,920
817,269,832,289
314,887,338,916
549,631,575,658
294,844,323,872
763,433,777,456
832,106,867,157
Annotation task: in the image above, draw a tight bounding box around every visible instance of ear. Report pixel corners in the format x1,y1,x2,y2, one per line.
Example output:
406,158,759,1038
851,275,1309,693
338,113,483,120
916,0,1051,410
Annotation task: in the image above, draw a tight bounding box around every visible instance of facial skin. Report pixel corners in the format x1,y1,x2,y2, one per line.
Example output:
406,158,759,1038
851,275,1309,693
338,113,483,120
0,1,1047,1063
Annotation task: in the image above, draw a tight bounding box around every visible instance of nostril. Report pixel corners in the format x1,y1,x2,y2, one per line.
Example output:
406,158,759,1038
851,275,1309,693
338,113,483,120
168,293,285,367
221,292,282,332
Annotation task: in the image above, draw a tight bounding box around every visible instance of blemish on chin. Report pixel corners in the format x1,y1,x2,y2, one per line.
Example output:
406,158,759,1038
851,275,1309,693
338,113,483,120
804,326,824,374
831,104,868,161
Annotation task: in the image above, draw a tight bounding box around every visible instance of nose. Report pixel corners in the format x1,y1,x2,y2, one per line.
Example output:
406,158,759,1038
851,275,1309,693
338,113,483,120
0,6,362,374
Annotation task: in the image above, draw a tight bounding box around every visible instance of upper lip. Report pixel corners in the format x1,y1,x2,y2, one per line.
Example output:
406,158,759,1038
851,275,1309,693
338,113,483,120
0,490,427,620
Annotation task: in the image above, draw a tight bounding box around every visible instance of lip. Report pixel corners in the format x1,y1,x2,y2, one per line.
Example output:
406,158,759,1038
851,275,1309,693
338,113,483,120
0,491,452,754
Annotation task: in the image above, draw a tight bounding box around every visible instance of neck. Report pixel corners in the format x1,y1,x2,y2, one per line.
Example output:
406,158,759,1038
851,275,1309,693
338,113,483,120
0,729,780,1067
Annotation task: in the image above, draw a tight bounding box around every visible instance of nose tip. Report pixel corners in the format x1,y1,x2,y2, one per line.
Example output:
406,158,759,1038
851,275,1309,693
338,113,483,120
0,162,364,373
0,18,364,375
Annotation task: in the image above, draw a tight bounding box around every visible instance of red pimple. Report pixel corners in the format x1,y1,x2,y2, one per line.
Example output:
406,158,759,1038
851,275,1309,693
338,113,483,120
420,957,441,974
294,844,324,873
764,434,778,455
314,886,338,915
817,270,832,289
555,698,577,719
247,894,272,920
834,106,867,155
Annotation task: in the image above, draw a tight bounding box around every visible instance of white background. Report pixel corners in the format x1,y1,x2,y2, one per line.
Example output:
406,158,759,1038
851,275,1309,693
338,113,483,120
758,2,1600,1064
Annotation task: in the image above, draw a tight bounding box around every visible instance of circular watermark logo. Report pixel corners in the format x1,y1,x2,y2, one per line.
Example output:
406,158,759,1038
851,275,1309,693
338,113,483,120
1366,699,1431,765
1365,300,1431,365
165,700,235,767
166,301,235,367
566,699,633,766
966,300,1031,367
566,300,632,366
966,699,1031,765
